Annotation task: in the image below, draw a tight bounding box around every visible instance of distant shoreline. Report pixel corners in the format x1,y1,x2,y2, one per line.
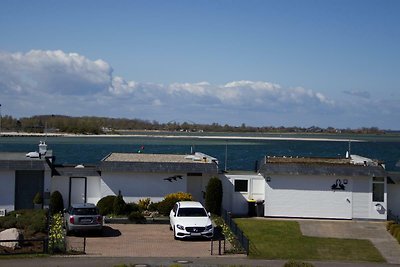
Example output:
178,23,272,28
0,131,364,142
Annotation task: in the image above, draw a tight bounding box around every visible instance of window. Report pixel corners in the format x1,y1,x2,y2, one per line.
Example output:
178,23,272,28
372,177,384,202
234,179,248,192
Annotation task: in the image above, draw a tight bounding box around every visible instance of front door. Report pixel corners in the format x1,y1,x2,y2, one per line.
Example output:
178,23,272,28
69,177,87,206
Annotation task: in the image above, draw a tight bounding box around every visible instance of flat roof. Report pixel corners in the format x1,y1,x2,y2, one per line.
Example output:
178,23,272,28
103,153,210,164
0,151,53,170
100,152,218,174
266,156,351,165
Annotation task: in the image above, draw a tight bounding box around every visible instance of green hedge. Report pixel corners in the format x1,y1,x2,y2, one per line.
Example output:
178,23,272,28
97,195,117,215
0,209,47,235
205,177,223,215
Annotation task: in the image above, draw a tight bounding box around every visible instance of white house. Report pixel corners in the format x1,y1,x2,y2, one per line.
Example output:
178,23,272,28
221,154,394,220
388,172,400,219
0,143,53,214
51,152,219,207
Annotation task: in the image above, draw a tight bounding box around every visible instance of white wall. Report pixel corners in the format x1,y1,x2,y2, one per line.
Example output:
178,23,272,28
265,175,353,219
51,176,70,209
220,173,265,215
352,176,370,219
388,184,400,218
0,170,15,212
101,172,187,203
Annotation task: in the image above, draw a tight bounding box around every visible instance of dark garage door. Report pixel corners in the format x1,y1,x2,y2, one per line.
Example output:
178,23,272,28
15,170,44,210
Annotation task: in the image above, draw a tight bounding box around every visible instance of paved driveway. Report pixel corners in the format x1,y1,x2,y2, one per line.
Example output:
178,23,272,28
67,223,216,257
298,219,400,265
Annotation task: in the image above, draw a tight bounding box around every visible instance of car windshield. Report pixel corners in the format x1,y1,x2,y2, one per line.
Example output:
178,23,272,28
177,207,207,217
72,208,98,215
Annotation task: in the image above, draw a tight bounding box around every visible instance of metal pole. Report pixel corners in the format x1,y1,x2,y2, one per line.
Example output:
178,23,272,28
224,141,228,171
0,103,2,136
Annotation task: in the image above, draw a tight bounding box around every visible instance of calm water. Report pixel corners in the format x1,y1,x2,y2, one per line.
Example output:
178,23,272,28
1,135,400,172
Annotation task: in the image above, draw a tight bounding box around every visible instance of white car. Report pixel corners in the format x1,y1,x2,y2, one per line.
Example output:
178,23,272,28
169,201,214,240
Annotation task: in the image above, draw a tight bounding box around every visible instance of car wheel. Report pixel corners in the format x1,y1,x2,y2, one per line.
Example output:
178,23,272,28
173,227,178,240
169,225,172,231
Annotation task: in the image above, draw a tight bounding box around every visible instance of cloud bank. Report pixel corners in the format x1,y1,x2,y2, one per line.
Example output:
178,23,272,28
0,50,397,129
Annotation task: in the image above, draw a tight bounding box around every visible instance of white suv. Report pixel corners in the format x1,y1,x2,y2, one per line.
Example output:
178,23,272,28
169,201,214,239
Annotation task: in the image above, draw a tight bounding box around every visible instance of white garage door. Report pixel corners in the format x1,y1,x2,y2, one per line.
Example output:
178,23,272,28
265,175,352,219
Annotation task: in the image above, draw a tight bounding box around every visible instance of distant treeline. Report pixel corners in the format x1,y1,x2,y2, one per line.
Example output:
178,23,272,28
0,114,387,135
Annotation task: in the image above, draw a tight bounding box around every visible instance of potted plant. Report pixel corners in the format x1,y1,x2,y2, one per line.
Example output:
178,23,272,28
33,192,43,209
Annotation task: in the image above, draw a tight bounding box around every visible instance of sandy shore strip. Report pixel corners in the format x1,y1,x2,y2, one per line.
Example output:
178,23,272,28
0,131,364,142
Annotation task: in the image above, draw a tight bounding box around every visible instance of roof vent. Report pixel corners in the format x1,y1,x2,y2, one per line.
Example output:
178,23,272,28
39,141,47,155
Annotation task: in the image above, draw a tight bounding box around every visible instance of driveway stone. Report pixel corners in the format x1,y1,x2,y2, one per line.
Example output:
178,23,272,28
67,223,218,257
298,219,400,265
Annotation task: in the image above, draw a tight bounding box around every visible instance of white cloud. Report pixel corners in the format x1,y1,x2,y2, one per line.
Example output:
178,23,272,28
0,49,398,128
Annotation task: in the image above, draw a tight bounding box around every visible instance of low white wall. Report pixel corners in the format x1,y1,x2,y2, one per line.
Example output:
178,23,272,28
101,172,187,203
0,171,15,212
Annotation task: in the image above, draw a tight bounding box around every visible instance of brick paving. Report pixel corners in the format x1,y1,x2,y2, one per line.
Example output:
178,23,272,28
67,224,219,257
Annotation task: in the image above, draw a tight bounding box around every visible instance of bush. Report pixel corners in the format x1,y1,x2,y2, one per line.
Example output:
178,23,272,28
33,192,43,204
389,224,400,235
386,220,396,231
138,198,151,212
128,211,146,224
283,260,315,267
0,209,47,234
97,195,117,215
148,202,159,212
205,177,223,215
126,202,140,214
157,192,193,216
50,191,64,215
113,194,126,215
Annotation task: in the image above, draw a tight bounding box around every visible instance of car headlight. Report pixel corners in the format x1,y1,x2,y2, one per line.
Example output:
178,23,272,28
176,224,185,230
205,224,213,231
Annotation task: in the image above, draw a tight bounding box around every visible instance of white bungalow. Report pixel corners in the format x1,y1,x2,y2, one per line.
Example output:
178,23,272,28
0,142,53,214
51,152,218,208
222,154,390,220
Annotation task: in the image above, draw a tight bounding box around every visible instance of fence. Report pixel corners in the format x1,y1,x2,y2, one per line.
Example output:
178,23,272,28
0,238,48,255
221,209,250,255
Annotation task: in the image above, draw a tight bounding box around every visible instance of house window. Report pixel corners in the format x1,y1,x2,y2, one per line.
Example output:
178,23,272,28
234,179,248,192
372,177,384,202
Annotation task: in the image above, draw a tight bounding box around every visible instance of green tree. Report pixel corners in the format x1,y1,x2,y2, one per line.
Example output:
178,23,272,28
205,177,223,215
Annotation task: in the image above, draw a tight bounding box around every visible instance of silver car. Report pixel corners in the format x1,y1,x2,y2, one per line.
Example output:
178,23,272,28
64,203,103,235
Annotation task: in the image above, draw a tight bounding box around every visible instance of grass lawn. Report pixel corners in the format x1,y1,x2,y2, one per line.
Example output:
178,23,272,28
235,218,385,262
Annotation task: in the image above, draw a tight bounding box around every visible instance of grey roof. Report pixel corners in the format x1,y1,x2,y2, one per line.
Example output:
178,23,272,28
259,156,387,177
388,172,400,184
53,165,100,177
0,151,53,170
100,153,218,174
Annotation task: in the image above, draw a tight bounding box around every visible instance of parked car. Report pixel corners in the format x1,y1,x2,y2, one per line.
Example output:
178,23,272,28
169,201,214,240
64,203,103,235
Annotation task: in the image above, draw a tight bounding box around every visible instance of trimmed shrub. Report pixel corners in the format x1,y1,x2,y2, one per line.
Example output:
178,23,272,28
113,194,126,215
33,192,43,204
50,191,64,215
157,192,193,216
205,177,223,215
97,195,117,215
128,211,146,224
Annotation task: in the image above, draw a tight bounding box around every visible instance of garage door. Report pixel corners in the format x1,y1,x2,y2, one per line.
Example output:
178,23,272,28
15,170,44,210
265,175,352,219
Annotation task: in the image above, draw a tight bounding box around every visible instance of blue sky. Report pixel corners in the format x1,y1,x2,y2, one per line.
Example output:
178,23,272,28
0,0,399,129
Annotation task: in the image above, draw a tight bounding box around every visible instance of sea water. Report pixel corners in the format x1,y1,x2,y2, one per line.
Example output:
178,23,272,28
0,135,399,172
